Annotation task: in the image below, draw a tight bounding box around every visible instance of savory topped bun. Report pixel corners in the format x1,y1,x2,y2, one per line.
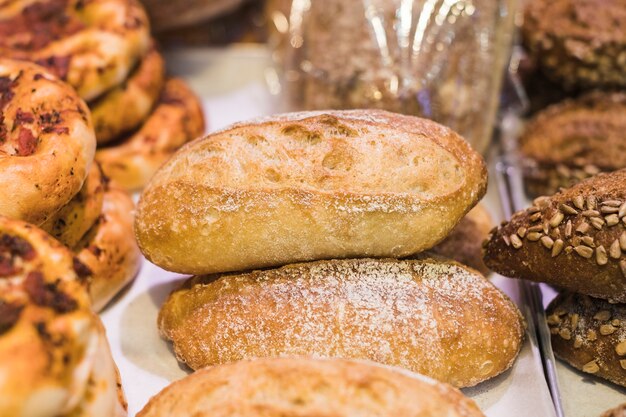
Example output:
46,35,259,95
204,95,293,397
159,258,524,388
0,0,151,100
520,91,626,197
137,357,486,417
136,110,487,274
483,169,626,302
0,59,95,225
0,215,125,417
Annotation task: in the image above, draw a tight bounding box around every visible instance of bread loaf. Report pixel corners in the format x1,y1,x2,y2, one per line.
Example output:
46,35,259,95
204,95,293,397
427,203,493,275
136,110,487,274
158,258,524,388
483,169,626,302
137,357,486,417
547,292,626,388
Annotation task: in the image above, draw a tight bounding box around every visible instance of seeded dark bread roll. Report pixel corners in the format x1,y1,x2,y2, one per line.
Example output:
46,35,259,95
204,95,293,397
602,403,626,417
522,0,626,90
520,91,626,198
483,169,626,302
159,258,525,388
547,292,626,388
137,357,486,417
428,203,493,275
136,110,487,275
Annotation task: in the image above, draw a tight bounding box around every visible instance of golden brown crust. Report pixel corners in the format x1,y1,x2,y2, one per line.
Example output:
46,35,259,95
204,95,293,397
137,357,486,417
0,215,125,417
522,0,626,89
0,59,95,225
136,109,487,275
90,44,165,144
547,292,626,388
483,169,626,302
427,203,493,276
40,163,105,248
158,258,524,388
0,0,151,101
601,403,626,417
75,186,142,312
96,77,205,191
520,91,626,197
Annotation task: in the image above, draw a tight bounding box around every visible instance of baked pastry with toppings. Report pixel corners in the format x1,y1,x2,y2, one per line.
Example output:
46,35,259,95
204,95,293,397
483,169,626,302
547,291,626,388
75,184,142,311
520,91,626,197
96,77,205,190
523,0,626,89
137,357,486,417
0,215,126,416
159,258,525,388
0,0,151,100
428,203,493,275
0,59,95,225
90,44,165,144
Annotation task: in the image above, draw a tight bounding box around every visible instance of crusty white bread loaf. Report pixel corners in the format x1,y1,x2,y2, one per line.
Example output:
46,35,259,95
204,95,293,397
158,258,525,388
137,357,486,417
136,110,487,274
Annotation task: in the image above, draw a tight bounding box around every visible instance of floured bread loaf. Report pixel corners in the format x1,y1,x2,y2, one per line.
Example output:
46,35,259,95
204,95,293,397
136,110,487,274
137,357,486,417
159,258,524,388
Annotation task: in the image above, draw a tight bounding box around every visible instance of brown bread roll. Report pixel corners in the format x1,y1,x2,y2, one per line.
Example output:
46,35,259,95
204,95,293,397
158,258,525,388
483,169,626,302
602,403,626,417
137,357,486,417
428,203,493,275
136,110,487,275
547,292,626,388
520,91,626,198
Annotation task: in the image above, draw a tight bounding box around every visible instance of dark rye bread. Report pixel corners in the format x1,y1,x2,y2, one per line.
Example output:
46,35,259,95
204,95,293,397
520,91,626,198
522,0,626,90
483,169,626,302
547,292,626,388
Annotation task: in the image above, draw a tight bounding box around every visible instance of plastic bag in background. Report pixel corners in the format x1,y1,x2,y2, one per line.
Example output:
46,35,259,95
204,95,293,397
267,0,518,154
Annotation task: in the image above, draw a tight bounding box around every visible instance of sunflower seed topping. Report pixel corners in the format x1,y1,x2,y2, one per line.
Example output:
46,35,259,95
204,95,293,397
552,239,564,257
560,204,578,215
541,236,554,249
582,210,601,217
587,196,597,210
510,234,523,249
596,246,608,265
527,232,542,242
574,196,585,210
619,202,626,218
582,236,595,247
606,214,620,226
530,212,542,222
582,360,599,374
602,200,623,207
591,217,605,230
574,245,594,258
620,260,626,278
610,240,622,259
576,222,590,234
549,212,564,228
573,336,583,348
617,341,626,356
620,232,626,251
559,328,572,340
565,220,573,237
517,227,527,238
600,324,617,335
601,206,619,214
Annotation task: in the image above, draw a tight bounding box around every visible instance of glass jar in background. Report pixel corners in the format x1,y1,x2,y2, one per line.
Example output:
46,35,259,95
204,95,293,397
267,0,518,154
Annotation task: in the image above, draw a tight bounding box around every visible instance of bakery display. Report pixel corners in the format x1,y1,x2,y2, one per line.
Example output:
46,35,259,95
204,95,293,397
137,357,486,417
159,258,524,388
96,77,205,190
136,109,487,274
428,203,494,275
0,59,95,225
483,169,626,302
520,91,626,197
75,184,142,312
0,215,127,416
523,0,626,90
547,292,626,388
0,0,151,101
91,43,165,145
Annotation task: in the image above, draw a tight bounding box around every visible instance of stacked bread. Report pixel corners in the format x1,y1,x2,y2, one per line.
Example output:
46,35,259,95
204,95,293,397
0,0,205,191
134,109,525,414
483,169,626,388
0,61,128,415
520,0,626,197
